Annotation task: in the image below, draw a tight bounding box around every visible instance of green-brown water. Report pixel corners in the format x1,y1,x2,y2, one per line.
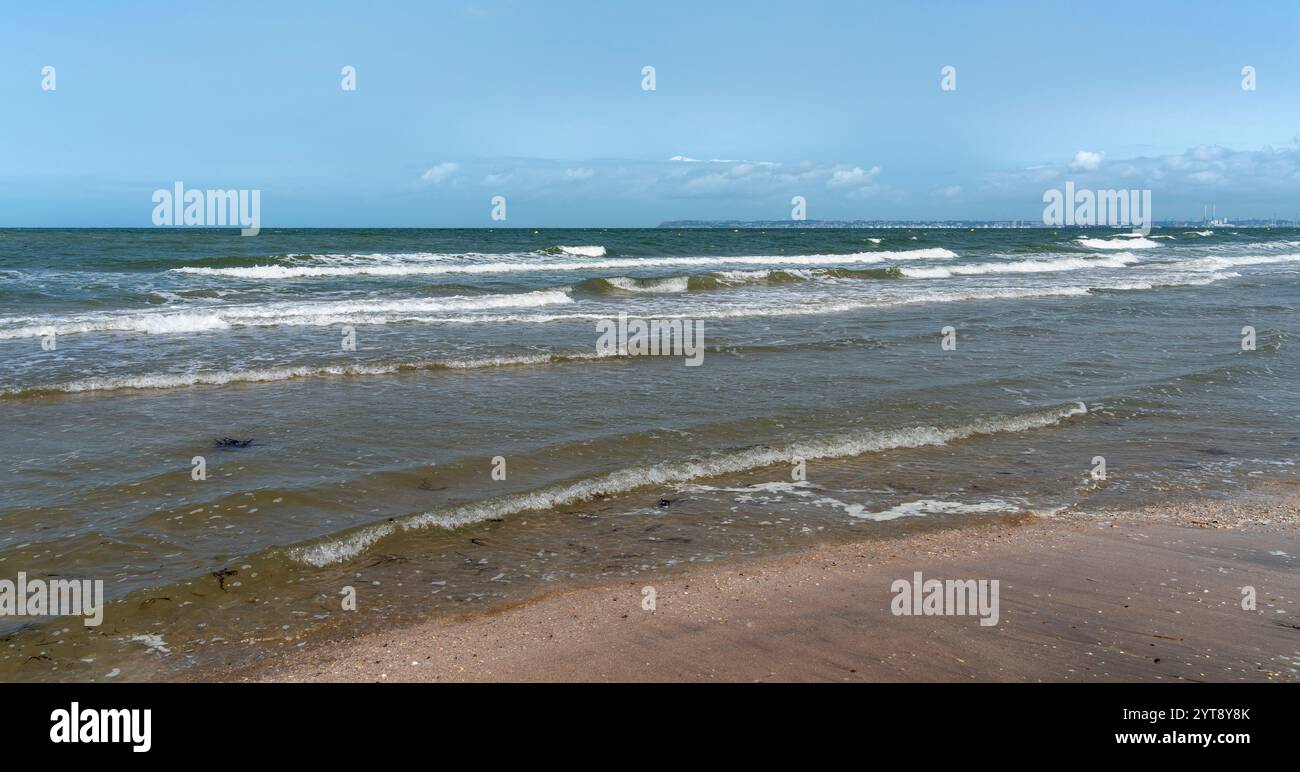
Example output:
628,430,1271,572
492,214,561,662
2,227,1297,680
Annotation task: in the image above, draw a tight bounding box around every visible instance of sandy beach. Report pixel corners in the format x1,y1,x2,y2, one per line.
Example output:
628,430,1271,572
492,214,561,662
231,493,1300,683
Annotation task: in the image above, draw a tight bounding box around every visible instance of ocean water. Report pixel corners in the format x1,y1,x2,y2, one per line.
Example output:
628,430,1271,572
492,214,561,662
2,226,1298,680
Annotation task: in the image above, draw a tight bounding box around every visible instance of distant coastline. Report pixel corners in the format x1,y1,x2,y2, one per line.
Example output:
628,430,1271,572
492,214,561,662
657,219,1295,229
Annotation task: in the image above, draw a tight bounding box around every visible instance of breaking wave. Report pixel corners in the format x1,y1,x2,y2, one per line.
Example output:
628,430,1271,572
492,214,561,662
0,290,571,339
169,248,960,279
900,253,1139,278
1173,253,1300,271
550,245,607,257
0,351,620,397
1076,236,1161,250
287,402,1089,566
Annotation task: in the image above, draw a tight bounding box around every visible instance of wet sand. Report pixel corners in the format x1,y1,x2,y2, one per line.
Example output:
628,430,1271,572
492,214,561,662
231,495,1300,682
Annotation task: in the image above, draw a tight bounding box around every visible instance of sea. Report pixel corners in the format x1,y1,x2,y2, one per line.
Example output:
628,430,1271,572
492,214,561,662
1,226,1297,680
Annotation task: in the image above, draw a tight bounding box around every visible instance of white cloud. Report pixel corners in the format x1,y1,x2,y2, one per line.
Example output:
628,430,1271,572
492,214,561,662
1069,150,1105,172
391,139,1300,220
976,139,1300,217
407,156,895,204
827,165,881,188
669,155,780,167
420,162,459,183
681,173,731,194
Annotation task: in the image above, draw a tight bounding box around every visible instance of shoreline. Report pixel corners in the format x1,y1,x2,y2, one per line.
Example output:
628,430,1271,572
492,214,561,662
224,491,1300,683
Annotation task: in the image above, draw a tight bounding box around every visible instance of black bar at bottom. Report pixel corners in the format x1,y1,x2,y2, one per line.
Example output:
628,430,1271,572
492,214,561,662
0,682,1285,758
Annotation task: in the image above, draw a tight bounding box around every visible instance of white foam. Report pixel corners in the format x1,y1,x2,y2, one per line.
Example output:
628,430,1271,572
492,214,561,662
900,254,1138,278
0,290,572,339
130,634,171,654
1,281,1126,342
713,269,791,283
3,351,614,396
288,402,1088,566
1175,253,1300,271
557,245,607,257
1095,272,1236,291
416,286,1104,326
834,498,1018,521
604,276,690,293
1076,237,1160,249
284,251,467,264
187,274,1226,334
170,248,960,279
680,481,814,495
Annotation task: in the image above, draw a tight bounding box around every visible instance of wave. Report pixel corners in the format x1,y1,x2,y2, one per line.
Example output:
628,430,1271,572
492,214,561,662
1197,240,1300,254
422,286,1099,325
403,272,1244,324
712,267,904,283
0,290,571,339
1076,236,1160,249
249,248,608,266
578,276,692,294
713,269,795,285
3,337,905,397
3,265,1243,341
1089,272,1235,291
0,351,618,397
806,267,906,281
287,401,1089,566
899,253,1139,279
681,481,1023,522
303,278,1224,327
830,497,1019,521
1173,253,1300,271
574,267,907,295
169,248,960,279
286,251,467,263
550,245,607,257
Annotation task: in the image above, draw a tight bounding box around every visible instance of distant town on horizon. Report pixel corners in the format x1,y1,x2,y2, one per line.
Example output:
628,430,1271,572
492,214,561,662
658,218,1300,229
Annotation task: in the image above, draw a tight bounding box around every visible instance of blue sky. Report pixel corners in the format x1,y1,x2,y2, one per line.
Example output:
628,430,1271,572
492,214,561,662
2,0,1298,226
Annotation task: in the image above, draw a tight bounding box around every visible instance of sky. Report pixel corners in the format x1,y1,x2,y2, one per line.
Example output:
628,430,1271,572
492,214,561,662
2,0,1299,227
